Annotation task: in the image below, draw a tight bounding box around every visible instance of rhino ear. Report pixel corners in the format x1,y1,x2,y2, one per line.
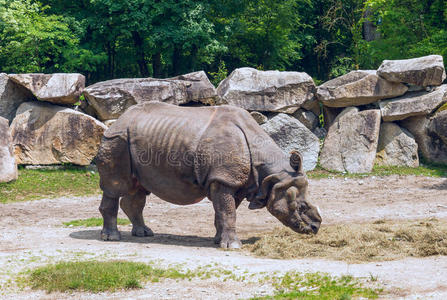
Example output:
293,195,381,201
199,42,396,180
290,150,303,174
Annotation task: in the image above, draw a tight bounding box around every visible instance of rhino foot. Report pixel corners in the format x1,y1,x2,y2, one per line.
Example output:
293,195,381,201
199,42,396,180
218,233,242,249
132,225,154,237
101,229,121,241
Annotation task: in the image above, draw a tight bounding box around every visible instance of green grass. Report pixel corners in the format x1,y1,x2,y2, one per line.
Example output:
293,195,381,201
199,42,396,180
21,261,191,293
19,261,382,298
253,272,380,299
308,163,447,179
0,166,100,203
63,218,130,227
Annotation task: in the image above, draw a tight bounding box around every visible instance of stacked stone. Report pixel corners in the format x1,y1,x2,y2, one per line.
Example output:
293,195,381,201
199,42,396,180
317,55,446,173
1,54,446,182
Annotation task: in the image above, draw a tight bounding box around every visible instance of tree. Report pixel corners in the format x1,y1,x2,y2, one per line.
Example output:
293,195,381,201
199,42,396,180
0,0,82,73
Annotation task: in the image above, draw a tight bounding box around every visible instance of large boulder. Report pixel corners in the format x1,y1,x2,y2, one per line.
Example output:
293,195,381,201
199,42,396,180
320,108,381,173
0,73,34,122
0,117,18,182
217,67,316,114
401,114,447,165
430,109,447,144
379,84,447,122
375,122,419,167
261,113,320,171
11,102,107,166
316,70,408,107
9,73,85,105
377,55,446,87
292,109,319,132
84,71,217,121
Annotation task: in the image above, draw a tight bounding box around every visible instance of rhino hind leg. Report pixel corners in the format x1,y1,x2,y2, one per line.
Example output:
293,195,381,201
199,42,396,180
120,188,154,237
99,193,121,241
210,182,242,249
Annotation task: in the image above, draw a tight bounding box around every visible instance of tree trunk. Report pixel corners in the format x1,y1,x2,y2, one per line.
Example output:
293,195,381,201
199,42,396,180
132,31,150,77
152,52,162,78
172,45,181,76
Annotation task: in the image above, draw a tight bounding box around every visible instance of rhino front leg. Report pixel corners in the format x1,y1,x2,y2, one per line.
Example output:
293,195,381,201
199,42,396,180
99,194,121,241
120,188,154,237
210,182,242,249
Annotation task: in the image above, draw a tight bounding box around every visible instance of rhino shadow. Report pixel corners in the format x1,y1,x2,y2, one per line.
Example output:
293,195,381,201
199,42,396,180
69,230,258,248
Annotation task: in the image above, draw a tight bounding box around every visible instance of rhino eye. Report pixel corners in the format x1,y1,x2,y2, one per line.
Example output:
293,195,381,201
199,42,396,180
299,202,309,212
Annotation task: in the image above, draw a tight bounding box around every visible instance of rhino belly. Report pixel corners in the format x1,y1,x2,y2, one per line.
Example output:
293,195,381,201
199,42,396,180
136,167,207,205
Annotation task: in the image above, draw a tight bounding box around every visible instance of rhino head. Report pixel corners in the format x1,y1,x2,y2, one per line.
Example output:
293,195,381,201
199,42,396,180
253,151,322,234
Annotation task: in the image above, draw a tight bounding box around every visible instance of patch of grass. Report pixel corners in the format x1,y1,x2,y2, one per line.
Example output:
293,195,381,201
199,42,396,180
246,219,447,263
252,272,380,299
0,166,100,203
63,218,130,227
308,163,447,179
20,261,192,293
19,260,383,298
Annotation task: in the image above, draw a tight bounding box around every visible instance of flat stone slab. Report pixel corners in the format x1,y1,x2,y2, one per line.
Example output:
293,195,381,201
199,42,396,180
84,71,217,121
9,73,85,105
217,67,316,113
317,70,408,107
377,55,446,87
379,84,447,121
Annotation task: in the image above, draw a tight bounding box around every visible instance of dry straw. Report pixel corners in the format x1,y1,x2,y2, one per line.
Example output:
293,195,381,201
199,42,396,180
246,219,447,263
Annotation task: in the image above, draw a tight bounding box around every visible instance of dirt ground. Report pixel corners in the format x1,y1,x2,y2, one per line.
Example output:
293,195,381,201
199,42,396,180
1,175,447,299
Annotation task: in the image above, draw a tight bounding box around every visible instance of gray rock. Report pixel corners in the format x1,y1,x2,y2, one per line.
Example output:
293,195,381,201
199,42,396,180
320,108,381,173
217,67,316,114
322,106,343,130
261,113,320,171
379,84,447,121
11,102,107,166
9,73,85,105
317,70,408,107
0,73,34,122
0,116,18,182
84,71,217,121
377,55,446,87
430,109,447,144
250,111,268,125
293,109,319,131
401,114,447,165
375,122,419,167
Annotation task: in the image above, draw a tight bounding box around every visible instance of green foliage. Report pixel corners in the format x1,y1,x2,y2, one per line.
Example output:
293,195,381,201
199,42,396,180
63,218,130,227
0,0,84,73
209,60,228,87
0,166,100,203
1,0,446,82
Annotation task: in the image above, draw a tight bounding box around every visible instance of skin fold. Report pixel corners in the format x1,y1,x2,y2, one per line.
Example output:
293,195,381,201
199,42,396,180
97,102,322,249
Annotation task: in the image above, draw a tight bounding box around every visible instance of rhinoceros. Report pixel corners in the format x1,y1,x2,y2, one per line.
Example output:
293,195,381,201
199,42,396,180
96,102,321,248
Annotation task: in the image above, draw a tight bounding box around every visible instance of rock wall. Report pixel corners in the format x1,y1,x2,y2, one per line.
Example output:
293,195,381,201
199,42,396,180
0,54,445,178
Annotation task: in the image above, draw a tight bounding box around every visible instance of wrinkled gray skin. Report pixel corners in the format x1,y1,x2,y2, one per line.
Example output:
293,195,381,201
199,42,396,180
97,102,322,248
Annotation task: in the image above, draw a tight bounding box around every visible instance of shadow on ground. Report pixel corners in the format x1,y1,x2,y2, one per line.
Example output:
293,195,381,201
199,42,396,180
424,180,447,190
69,230,259,248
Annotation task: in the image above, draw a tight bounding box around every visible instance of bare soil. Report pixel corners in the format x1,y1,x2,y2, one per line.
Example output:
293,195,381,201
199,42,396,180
1,175,447,299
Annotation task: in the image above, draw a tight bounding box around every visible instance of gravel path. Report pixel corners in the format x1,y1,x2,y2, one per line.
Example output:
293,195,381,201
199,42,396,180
1,175,447,299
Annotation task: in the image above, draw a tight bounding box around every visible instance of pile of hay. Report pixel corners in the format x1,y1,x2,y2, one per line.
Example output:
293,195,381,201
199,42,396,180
246,219,447,262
